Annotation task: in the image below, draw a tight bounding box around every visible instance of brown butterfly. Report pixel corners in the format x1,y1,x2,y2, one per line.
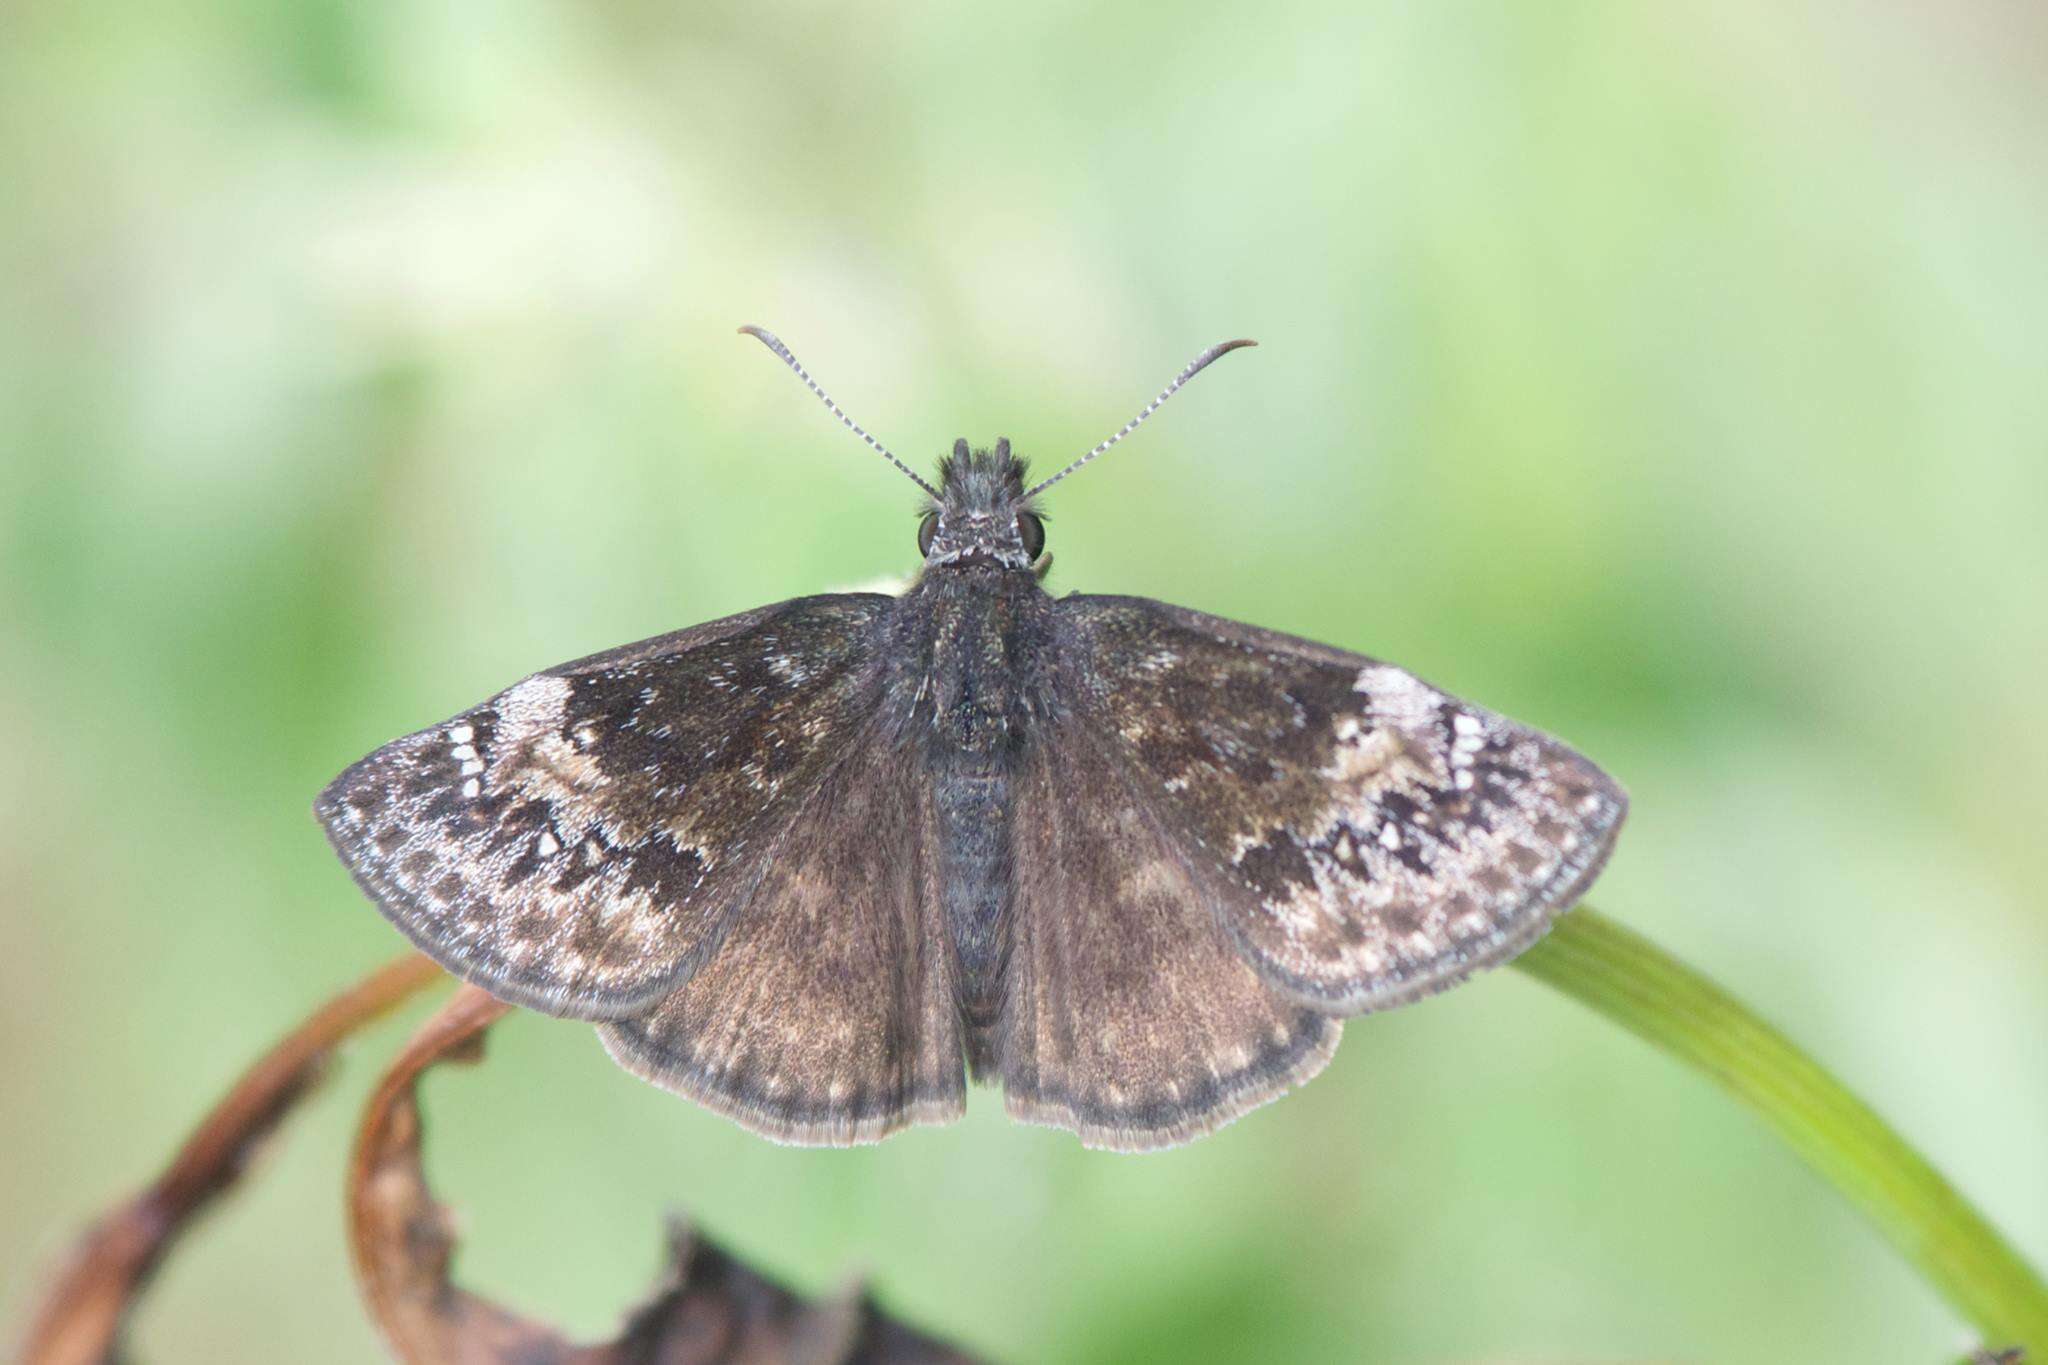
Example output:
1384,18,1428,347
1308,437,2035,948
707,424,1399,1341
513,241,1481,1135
317,330,1626,1151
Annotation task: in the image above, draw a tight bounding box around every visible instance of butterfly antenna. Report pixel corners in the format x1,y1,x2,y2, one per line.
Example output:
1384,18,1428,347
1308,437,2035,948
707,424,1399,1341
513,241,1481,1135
1023,338,1257,498
738,325,940,497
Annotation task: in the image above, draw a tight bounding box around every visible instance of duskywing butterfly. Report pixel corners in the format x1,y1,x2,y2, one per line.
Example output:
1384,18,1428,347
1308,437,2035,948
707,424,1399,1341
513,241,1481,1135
317,329,1626,1151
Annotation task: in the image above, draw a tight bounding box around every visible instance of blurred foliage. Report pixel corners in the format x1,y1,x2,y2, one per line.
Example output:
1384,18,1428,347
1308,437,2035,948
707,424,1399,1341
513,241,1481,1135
3,2,2045,1361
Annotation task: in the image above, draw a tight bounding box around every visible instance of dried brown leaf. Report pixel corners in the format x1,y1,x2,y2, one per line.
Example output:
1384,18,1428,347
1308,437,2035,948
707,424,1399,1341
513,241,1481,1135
17,952,447,1365
348,983,981,1365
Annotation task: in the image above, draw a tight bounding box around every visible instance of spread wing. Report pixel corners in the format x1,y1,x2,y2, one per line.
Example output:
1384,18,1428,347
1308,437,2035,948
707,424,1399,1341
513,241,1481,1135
315,594,896,1019
598,725,964,1145
1055,595,1626,1014
999,723,1340,1151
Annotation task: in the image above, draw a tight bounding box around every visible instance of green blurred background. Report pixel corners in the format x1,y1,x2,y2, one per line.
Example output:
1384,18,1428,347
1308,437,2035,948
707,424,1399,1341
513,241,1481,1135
4,2,2045,1360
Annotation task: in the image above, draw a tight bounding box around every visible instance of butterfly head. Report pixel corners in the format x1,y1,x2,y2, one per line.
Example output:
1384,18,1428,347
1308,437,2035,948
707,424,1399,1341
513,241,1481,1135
918,438,1046,573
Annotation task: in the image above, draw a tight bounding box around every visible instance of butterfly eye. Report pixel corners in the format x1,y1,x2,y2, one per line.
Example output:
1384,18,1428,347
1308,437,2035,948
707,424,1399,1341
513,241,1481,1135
918,512,939,557
1017,512,1046,559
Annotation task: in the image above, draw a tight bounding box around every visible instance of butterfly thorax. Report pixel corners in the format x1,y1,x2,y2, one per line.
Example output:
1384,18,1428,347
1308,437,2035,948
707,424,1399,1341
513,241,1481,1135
906,568,1052,753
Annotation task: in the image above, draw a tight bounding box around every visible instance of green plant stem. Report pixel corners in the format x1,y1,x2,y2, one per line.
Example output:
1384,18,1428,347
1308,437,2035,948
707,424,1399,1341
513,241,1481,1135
1513,905,2047,1353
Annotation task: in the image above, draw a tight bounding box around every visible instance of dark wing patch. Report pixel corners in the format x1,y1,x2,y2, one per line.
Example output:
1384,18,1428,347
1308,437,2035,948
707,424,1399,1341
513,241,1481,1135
599,724,964,1144
1057,595,1626,1014
998,717,1338,1152
316,595,894,1020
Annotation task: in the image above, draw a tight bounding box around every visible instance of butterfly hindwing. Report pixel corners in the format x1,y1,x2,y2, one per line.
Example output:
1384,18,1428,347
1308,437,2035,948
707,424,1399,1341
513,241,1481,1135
599,719,965,1144
315,594,895,1019
1056,595,1627,1014
998,715,1339,1151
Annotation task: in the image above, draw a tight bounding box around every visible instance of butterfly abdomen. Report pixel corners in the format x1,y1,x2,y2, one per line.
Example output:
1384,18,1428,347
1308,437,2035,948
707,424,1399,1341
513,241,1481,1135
935,762,1014,1077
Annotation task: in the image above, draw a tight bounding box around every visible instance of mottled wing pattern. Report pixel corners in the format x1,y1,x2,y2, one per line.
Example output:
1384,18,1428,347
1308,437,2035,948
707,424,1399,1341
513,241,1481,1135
316,595,894,1019
599,721,965,1144
1056,596,1626,1013
999,717,1339,1151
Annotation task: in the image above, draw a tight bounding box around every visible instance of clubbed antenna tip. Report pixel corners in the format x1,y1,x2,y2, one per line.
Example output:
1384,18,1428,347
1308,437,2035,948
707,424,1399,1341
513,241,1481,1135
1024,338,1257,498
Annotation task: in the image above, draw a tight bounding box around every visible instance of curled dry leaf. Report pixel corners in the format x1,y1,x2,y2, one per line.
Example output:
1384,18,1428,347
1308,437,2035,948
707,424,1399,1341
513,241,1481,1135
17,952,448,1365
349,982,981,1365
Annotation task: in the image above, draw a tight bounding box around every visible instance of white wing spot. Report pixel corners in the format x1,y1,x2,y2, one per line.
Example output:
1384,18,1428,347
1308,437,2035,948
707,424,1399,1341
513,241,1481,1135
461,778,481,798
498,674,571,747
1353,665,1439,726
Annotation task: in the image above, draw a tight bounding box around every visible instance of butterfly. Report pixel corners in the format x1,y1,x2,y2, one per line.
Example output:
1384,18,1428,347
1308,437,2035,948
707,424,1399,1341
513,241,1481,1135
317,328,1626,1152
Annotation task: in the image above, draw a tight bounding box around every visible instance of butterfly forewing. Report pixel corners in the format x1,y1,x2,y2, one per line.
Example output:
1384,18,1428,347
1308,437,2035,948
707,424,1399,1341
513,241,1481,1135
315,595,895,1019
1055,596,1627,1013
